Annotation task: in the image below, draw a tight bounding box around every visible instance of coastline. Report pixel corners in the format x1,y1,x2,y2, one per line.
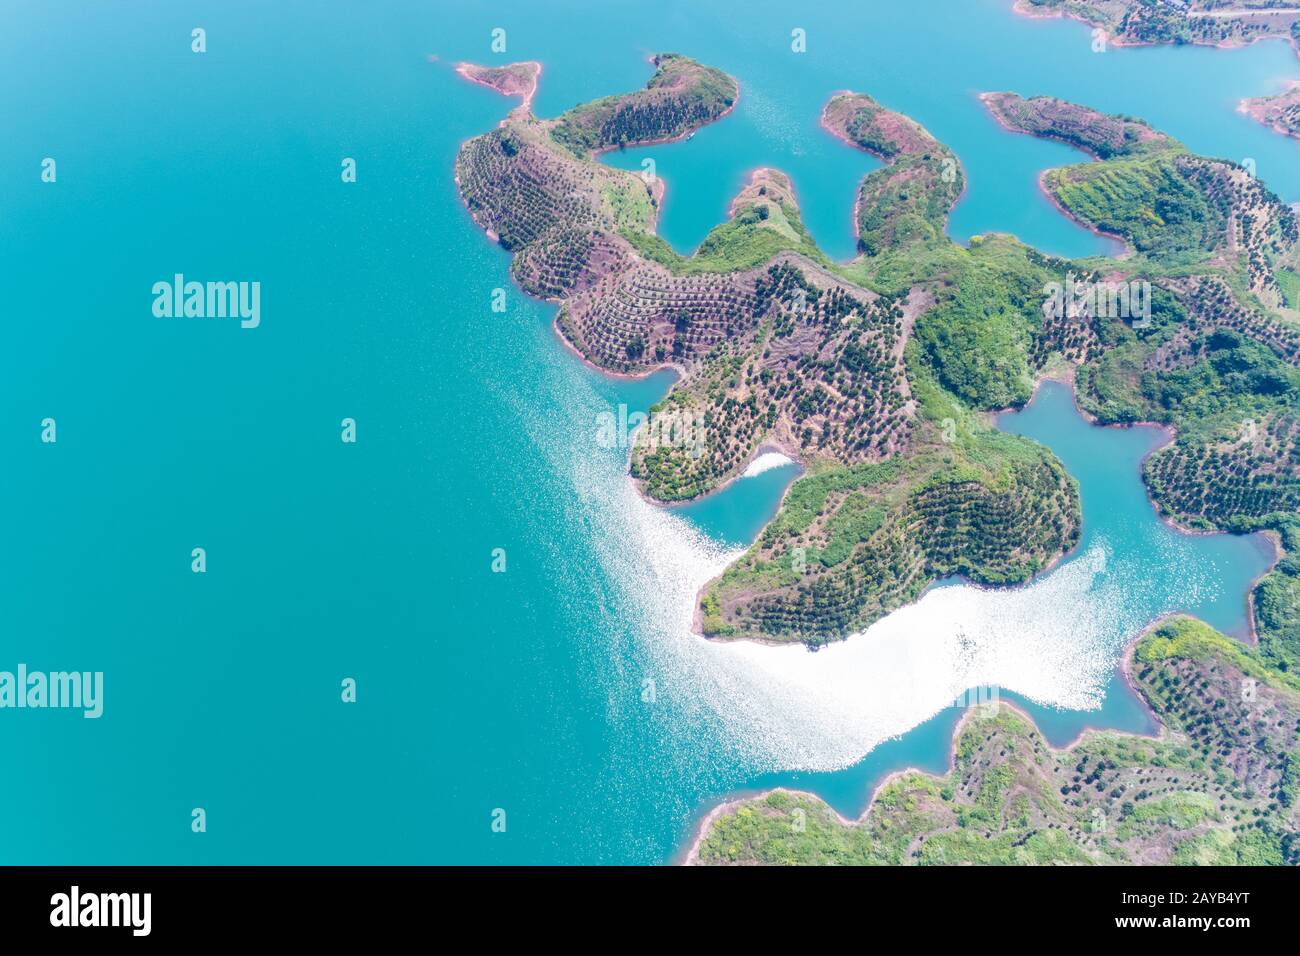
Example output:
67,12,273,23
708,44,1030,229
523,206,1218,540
590,75,741,160
819,89,970,258
680,644,1176,866
650,436,805,508
1006,0,1156,49
549,314,686,382
626,428,803,513
585,64,741,229
977,90,1106,159
1037,170,1130,258
693,369,1094,648
1244,529,1284,646
546,238,1279,842
452,61,799,528
445,38,1298,868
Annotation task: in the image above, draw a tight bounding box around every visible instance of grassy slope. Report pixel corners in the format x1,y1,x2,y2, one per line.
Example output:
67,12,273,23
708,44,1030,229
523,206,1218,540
910,235,1056,409
1047,152,1219,264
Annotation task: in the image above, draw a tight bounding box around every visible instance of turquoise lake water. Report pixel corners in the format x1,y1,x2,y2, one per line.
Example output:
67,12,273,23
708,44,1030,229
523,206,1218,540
2,0,1294,863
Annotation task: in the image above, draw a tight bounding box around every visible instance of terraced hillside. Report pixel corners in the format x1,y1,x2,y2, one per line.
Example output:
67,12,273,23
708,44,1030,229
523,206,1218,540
627,254,916,501
690,617,1300,865
981,91,1173,159
673,90,1081,641
456,59,936,518
700,411,1079,643
456,56,1300,650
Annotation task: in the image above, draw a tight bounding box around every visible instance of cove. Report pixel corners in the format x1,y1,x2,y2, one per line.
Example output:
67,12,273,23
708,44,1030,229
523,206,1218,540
668,460,803,547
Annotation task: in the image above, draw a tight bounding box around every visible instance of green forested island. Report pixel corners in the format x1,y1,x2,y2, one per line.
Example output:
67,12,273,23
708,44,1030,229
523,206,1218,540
456,54,1300,650
456,48,1300,866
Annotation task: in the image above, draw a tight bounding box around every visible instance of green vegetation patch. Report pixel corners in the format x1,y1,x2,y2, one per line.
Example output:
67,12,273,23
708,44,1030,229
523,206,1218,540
1046,152,1219,264
911,237,1056,409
